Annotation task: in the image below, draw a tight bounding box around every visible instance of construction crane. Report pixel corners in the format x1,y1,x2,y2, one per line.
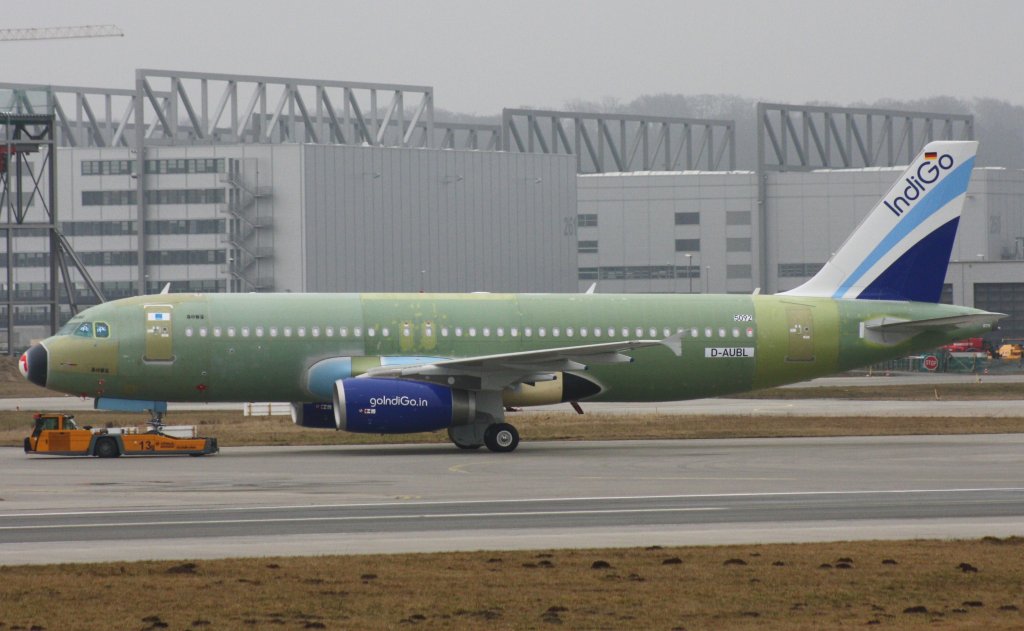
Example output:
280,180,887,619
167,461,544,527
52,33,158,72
0,25,123,42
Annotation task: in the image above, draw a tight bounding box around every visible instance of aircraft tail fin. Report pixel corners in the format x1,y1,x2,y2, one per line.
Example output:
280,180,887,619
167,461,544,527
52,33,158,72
782,140,978,302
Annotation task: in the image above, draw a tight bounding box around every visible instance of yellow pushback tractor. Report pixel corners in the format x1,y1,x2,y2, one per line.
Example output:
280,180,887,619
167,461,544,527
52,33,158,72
23,413,218,457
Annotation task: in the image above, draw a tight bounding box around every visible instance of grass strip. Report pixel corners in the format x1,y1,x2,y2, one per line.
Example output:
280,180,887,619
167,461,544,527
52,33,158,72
2,538,1022,630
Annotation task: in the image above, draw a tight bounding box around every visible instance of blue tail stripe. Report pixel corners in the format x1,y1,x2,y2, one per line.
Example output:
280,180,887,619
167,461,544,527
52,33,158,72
832,157,974,299
856,217,960,302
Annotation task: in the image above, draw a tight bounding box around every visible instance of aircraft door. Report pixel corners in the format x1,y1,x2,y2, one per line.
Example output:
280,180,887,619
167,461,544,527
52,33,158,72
144,304,175,362
785,306,815,362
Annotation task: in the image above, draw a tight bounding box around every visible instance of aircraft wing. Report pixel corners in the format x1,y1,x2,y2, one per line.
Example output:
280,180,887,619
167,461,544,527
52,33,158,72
362,334,683,391
865,312,1005,333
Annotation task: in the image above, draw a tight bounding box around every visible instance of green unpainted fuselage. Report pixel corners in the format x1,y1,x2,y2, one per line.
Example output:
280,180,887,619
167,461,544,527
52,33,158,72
38,292,993,404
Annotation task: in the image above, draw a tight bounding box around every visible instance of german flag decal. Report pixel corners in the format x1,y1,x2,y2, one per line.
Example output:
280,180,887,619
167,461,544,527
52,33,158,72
924,151,938,160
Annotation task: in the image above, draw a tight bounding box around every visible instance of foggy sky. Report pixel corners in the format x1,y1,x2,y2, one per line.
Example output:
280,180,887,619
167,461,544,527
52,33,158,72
4,0,1022,114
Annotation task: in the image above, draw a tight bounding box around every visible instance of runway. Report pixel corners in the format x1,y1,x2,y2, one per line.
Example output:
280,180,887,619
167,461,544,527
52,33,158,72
2,434,1023,564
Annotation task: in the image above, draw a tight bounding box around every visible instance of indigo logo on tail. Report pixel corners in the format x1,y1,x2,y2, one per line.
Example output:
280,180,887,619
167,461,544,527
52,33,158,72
883,153,956,217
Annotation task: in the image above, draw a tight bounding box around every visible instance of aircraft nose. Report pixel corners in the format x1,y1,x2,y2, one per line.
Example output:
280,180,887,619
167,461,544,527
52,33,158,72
20,344,48,388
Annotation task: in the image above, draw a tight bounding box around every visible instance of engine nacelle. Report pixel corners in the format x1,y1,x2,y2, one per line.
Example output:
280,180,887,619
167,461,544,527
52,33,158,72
333,378,475,434
290,402,336,429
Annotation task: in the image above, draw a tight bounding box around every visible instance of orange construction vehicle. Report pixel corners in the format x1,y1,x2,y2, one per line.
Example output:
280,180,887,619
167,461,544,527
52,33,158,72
23,413,218,457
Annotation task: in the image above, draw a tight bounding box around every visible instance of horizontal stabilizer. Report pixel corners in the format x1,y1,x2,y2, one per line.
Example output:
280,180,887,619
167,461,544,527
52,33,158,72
866,312,1005,333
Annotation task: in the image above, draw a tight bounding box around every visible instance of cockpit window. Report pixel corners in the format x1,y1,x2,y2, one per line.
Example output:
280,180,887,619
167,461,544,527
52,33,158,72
73,323,93,338
58,320,83,336
95,322,110,338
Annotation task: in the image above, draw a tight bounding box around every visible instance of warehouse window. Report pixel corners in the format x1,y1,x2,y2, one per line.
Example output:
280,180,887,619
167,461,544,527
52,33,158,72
577,214,598,227
674,212,699,225
726,211,751,225
578,240,598,254
675,239,700,252
778,263,824,277
726,238,751,252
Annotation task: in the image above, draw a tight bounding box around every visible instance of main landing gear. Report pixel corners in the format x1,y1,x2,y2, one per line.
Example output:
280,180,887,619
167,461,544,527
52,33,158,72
447,422,520,453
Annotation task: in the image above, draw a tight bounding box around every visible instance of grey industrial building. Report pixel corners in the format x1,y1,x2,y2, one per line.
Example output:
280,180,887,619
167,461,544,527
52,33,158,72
2,71,1023,351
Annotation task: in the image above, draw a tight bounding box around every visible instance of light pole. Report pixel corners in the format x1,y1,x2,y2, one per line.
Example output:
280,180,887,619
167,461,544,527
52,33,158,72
685,253,693,294
705,265,711,293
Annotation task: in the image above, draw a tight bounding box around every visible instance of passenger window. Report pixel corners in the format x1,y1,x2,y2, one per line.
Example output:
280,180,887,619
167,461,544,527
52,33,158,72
367,328,376,337
354,327,362,337
256,326,264,337
298,327,306,337
270,327,279,337
242,327,251,337
580,327,587,337
469,327,477,337
747,328,754,338
510,327,519,337
455,327,463,337
312,326,320,337
663,328,671,338
483,327,490,337
524,327,532,337
552,327,560,337
74,322,93,337
213,327,222,337
284,327,292,337
441,327,449,337
325,327,334,337
539,327,547,337
496,327,504,337
649,327,657,337
95,322,110,338
199,327,208,337
185,328,194,337
382,327,389,337
339,327,348,337
732,328,740,338
227,327,236,337
635,327,643,337
704,328,712,338
718,328,726,338
425,324,433,337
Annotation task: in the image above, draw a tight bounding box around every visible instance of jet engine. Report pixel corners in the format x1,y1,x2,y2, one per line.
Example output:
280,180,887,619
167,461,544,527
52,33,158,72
290,402,337,429
333,378,475,434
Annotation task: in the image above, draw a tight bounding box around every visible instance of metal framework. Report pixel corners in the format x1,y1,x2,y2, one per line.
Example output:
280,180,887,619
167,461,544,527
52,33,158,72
757,102,974,172
756,102,976,291
0,88,105,352
501,108,736,173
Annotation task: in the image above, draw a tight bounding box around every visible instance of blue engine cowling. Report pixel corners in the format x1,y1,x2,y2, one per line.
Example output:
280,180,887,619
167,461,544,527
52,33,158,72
290,402,337,429
333,378,475,434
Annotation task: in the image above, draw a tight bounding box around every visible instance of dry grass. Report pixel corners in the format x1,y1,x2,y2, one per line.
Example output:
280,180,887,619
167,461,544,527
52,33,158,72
4,410,1024,449
737,382,1024,401
2,538,1023,630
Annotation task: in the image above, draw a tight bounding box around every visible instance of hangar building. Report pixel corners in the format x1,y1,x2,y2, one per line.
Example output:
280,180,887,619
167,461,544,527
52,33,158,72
1,72,1023,350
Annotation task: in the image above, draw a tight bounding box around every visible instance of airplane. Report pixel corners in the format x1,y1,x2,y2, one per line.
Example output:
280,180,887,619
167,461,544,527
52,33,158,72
19,140,1002,452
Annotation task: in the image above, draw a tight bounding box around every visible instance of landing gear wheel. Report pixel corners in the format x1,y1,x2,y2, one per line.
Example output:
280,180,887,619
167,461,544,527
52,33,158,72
484,423,519,453
94,437,120,458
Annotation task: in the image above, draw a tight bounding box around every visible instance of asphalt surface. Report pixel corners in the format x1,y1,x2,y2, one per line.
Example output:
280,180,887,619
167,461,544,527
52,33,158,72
2,434,1023,564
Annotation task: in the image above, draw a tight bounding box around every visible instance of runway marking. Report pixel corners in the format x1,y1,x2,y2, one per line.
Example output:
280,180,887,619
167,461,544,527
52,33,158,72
0,507,725,532
4,488,1022,521
448,462,500,474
